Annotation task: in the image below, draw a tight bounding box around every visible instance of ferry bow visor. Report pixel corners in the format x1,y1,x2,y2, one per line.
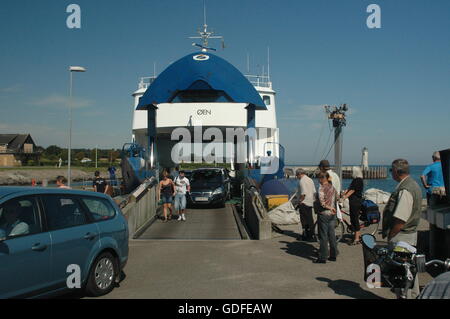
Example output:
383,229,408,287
136,52,267,110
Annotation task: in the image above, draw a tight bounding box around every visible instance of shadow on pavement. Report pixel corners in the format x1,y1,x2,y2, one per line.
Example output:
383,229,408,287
278,230,301,240
279,240,319,261
316,277,385,299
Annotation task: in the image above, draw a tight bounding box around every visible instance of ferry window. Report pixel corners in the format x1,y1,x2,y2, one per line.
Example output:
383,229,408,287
171,90,233,103
263,95,271,106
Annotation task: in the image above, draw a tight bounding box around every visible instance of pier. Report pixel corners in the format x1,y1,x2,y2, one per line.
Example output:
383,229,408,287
138,205,243,240
98,180,434,299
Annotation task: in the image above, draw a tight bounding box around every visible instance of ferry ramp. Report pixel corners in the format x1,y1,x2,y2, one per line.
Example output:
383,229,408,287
137,204,245,240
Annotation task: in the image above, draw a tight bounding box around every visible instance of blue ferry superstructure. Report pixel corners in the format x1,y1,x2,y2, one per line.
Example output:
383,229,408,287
132,60,279,164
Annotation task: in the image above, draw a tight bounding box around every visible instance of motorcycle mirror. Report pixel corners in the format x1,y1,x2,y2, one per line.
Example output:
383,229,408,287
415,254,427,273
361,234,376,249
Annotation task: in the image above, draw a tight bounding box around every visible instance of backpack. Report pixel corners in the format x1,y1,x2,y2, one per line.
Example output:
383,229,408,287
360,199,381,224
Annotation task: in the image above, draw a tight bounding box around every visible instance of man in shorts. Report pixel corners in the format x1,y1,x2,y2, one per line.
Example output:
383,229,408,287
174,171,190,221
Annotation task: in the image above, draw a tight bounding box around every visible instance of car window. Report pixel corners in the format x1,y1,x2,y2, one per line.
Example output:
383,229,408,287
42,195,87,231
80,197,116,221
191,170,223,183
0,197,41,239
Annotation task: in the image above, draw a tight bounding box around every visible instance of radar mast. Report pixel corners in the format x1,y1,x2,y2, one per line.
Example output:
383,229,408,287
189,0,224,52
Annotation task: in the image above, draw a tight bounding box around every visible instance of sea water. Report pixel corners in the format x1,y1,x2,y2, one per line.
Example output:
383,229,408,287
343,165,427,197
286,165,428,198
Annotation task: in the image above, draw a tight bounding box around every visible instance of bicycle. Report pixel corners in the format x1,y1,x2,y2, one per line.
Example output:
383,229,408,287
314,204,380,243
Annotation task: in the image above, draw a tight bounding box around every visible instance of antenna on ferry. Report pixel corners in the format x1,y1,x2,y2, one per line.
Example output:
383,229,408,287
203,0,207,27
267,47,271,82
189,0,224,52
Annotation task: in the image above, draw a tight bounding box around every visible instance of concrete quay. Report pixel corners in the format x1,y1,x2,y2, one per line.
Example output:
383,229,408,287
96,215,433,299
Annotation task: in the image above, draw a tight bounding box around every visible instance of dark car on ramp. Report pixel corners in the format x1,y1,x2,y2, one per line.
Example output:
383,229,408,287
187,168,231,208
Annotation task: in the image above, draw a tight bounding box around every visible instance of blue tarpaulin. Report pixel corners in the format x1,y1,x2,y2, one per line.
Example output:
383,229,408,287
136,52,267,110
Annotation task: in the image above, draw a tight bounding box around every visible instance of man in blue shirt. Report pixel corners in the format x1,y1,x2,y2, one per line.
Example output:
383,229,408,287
421,151,445,205
108,166,117,186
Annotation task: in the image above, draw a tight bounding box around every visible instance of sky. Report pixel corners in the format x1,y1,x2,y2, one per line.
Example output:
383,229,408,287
0,0,449,165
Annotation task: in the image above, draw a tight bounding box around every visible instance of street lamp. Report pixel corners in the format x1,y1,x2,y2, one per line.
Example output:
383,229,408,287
68,66,86,187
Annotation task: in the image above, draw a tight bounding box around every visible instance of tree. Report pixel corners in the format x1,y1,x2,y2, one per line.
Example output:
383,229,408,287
110,150,120,163
35,146,45,154
75,151,85,161
44,145,62,157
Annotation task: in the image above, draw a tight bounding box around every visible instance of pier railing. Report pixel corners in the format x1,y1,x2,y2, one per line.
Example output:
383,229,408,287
120,177,159,239
244,75,272,89
345,167,388,179
138,76,157,90
242,177,272,240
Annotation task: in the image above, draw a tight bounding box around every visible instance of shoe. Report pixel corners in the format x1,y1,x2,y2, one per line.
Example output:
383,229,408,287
349,240,360,246
305,236,317,242
177,216,182,221
313,259,326,264
328,257,337,262
182,214,186,221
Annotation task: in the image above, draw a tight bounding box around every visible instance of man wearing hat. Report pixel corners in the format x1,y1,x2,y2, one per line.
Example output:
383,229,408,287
318,160,341,195
295,168,317,241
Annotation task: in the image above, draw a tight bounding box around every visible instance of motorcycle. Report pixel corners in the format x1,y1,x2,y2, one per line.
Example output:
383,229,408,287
361,234,450,299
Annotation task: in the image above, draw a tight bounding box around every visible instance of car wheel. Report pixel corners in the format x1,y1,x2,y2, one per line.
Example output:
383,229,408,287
85,252,118,297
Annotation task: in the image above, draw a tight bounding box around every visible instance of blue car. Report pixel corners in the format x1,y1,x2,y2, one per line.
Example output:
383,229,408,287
0,187,129,298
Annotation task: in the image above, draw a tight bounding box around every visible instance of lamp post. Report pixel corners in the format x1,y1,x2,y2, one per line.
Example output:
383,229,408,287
68,66,86,187
325,104,348,182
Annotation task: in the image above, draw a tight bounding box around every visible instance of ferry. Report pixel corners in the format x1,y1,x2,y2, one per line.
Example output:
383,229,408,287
122,11,282,191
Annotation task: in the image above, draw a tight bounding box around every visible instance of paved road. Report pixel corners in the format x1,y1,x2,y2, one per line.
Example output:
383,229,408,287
99,217,433,299
139,205,241,240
